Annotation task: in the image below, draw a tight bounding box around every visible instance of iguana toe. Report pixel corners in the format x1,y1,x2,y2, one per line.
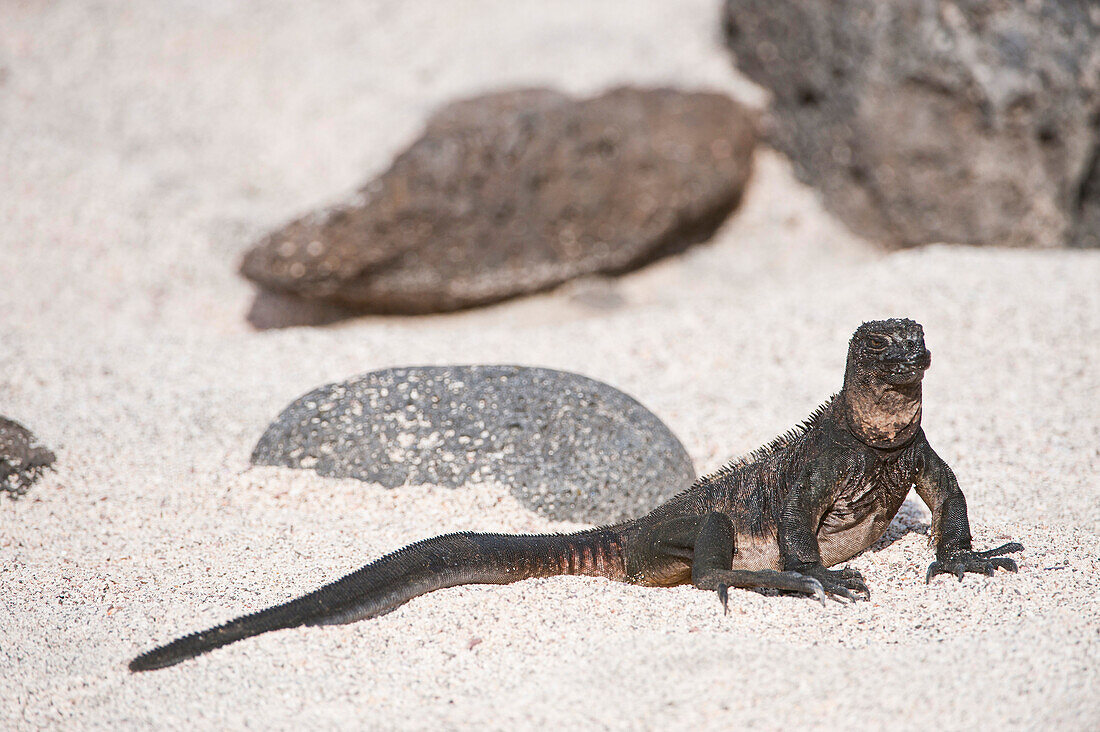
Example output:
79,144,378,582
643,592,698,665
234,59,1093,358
832,567,865,582
976,542,1024,560
790,566,871,603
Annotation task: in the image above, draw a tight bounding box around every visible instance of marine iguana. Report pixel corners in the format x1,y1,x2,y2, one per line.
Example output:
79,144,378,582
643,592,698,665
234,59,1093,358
129,318,1022,672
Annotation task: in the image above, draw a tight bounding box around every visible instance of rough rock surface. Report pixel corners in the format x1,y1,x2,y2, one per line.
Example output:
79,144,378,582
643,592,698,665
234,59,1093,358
240,87,756,313
723,0,1100,248
0,417,56,498
251,365,695,523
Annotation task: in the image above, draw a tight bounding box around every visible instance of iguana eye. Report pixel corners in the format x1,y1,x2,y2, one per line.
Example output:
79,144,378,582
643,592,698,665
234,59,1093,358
867,335,888,351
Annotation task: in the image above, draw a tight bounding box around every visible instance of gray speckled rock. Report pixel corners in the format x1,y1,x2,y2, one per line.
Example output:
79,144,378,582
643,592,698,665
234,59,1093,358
1,417,56,498
251,366,694,523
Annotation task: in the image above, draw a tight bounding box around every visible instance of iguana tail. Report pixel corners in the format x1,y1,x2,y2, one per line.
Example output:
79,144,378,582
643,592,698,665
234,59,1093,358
128,528,624,672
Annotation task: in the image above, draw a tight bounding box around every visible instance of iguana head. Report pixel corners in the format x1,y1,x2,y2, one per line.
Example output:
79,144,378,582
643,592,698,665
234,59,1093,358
846,318,931,387
841,318,931,448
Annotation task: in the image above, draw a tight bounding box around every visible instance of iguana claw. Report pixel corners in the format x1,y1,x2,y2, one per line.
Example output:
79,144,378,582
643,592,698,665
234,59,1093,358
788,565,871,603
925,542,1023,583
808,577,827,607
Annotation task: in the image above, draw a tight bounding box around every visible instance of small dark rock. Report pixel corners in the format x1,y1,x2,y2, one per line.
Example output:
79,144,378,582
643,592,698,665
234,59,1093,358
1,417,56,498
723,0,1100,248
241,87,756,313
250,366,695,523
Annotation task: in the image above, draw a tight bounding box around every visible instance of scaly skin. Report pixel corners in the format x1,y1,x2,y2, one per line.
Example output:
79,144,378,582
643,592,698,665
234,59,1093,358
129,318,1022,671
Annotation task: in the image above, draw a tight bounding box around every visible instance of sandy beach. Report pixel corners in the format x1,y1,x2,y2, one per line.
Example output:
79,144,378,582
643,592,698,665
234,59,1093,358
2,2,1098,729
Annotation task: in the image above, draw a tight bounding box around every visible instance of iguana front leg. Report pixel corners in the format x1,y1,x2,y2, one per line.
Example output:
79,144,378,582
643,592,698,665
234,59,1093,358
914,440,1023,583
687,513,826,610
778,470,871,602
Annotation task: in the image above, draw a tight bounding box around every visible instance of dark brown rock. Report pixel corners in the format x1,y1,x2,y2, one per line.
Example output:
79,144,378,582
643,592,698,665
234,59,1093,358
724,0,1100,248
241,87,756,313
1,417,55,498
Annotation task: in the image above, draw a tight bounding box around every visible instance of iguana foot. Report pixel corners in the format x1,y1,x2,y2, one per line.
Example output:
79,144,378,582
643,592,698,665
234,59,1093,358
788,565,871,604
694,569,827,613
925,542,1023,583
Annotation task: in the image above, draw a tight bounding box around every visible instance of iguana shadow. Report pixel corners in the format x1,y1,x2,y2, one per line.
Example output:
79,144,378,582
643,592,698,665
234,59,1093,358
866,496,931,553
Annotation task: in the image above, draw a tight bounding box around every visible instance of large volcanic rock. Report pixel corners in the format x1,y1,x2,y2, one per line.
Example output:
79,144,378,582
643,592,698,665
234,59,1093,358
1,417,56,498
723,0,1100,248
250,366,695,523
241,87,756,313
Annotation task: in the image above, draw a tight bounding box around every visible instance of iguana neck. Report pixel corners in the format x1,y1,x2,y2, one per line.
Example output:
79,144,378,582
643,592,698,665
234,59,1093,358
839,376,922,449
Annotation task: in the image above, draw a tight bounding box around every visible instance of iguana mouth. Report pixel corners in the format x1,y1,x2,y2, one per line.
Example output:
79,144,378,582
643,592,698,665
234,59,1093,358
883,349,931,373
879,354,929,384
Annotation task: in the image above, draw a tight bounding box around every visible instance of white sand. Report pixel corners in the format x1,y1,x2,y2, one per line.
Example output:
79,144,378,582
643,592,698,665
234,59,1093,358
2,2,1098,729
